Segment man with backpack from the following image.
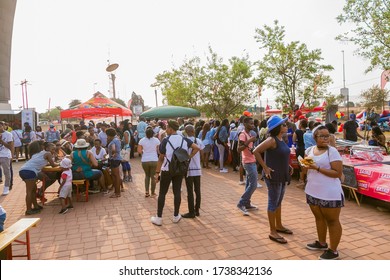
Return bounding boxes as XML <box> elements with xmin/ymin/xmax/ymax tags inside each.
<box><xmin>151</xmin><ymin>120</ymin><xmax>200</xmax><ymax>226</ymax></box>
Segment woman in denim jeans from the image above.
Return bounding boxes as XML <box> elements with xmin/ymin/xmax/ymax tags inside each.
<box><xmin>253</xmin><ymin>115</ymin><xmax>293</xmax><ymax>244</ymax></box>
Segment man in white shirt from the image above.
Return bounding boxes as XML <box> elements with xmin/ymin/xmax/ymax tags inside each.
<box><xmin>0</xmin><ymin>122</ymin><xmax>13</xmax><ymax>196</ymax></box>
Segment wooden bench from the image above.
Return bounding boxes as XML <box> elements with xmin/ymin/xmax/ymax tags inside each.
<box><xmin>0</xmin><ymin>218</ymin><xmax>40</xmax><ymax>260</ymax></box>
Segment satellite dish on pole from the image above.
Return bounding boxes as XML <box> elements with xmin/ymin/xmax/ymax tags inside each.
<box><xmin>106</xmin><ymin>63</ymin><xmax>119</xmax><ymax>72</ymax></box>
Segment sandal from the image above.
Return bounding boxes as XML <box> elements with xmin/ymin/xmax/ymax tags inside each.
<box><xmin>145</xmin><ymin>193</ymin><xmax>150</xmax><ymax>197</ymax></box>
<box><xmin>269</xmin><ymin>235</ymin><xmax>287</xmax><ymax>244</ymax></box>
<box><xmin>109</xmin><ymin>193</ymin><xmax>121</xmax><ymax>198</ymax></box>
<box><xmin>276</xmin><ymin>228</ymin><xmax>293</xmax><ymax>234</ymax></box>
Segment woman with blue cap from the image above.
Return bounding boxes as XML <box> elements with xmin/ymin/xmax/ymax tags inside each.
<box><xmin>253</xmin><ymin>115</ymin><xmax>293</xmax><ymax>244</ymax></box>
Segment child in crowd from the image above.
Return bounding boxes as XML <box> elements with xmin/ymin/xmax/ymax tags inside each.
<box><xmin>58</xmin><ymin>158</ymin><xmax>73</xmax><ymax>214</ymax></box>
<box><xmin>0</xmin><ymin>204</ymin><xmax>6</xmax><ymax>232</ymax></box>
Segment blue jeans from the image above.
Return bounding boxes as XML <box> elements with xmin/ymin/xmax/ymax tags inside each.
<box><xmin>238</xmin><ymin>162</ymin><xmax>257</xmax><ymax>207</ymax></box>
<box><xmin>0</xmin><ymin>212</ymin><xmax>6</xmax><ymax>232</ymax></box>
<box><xmin>265</xmin><ymin>179</ymin><xmax>286</xmax><ymax>211</ymax></box>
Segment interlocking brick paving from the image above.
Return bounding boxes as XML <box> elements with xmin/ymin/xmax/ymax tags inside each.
<box><xmin>1</xmin><ymin>157</ymin><xmax>389</xmax><ymax>260</ymax></box>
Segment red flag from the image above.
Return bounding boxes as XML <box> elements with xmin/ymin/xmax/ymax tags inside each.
<box><xmin>381</xmin><ymin>70</ymin><xmax>390</xmax><ymax>90</ymax></box>
<box><xmin>265</xmin><ymin>104</ymin><xmax>270</xmax><ymax>110</ymax></box>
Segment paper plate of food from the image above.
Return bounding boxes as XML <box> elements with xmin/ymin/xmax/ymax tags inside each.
<box><xmin>298</xmin><ymin>156</ymin><xmax>314</xmax><ymax>167</ymax></box>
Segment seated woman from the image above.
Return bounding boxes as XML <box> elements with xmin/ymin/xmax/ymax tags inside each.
<box><xmin>90</xmin><ymin>138</ymin><xmax>107</xmax><ymax>162</ymax></box>
<box><xmin>53</xmin><ymin>140</ymin><xmax>67</xmax><ymax>162</ymax></box>
<box><xmin>60</xmin><ymin>139</ymin><xmax>73</xmax><ymax>155</ymax></box>
<box><xmin>369</xmin><ymin>126</ymin><xmax>388</xmax><ymax>153</ymax></box>
<box><xmin>19</xmin><ymin>141</ymin><xmax>59</xmax><ymax>215</ymax></box>
<box><xmin>70</xmin><ymin>139</ymin><xmax>107</xmax><ymax>193</ymax></box>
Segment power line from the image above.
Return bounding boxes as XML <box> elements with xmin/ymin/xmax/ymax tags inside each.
<box><xmin>328</xmin><ymin>77</ymin><xmax>379</xmax><ymax>91</ymax></box>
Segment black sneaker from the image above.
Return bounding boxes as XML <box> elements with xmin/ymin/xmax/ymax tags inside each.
<box><xmin>67</xmin><ymin>205</ymin><xmax>74</xmax><ymax>209</ymax></box>
<box><xmin>182</xmin><ymin>213</ymin><xmax>196</xmax><ymax>218</ymax></box>
<box><xmin>59</xmin><ymin>208</ymin><xmax>69</xmax><ymax>214</ymax></box>
<box><xmin>319</xmin><ymin>249</ymin><xmax>339</xmax><ymax>260</ymax></box>
<box><xmin>245</xmin><ymin>204</ymin><xmax>258</xmax><ymax>211</ymax></box>
<box><xmin>306</xmin><ymin>241</ymin><xmax>328</xmax><ymax>251</ymax></box>
<box><xmin>25</xmin><ymin>209</ymin><xmax>40</xmax><ymax>215</ymax></box>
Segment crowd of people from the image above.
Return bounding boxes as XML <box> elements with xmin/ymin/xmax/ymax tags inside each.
<box><xmin>1</xmin><ymin>112</ymin><xmax>386</xmax><ymax>260</ymax></box>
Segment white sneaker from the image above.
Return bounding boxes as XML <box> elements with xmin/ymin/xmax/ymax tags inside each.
<box><xmin>220</xmin><ymin>168</ymin><xmax>228</xmax><ymax>173</ymax></box>
<box><xmin>239</xmin><ymin>180</ymin><xmax>245</xmax><ymax>185</ymax></box>
<box><xmin>151</xmin><ymin>216</ymin><xmax>162</xmax><ymax>226</ymax></box>
<box><xmin>172</xmin><ymin>214</ymin><xmax>182</xmax><ymax>223</ymax></box>
<box><xmin>257</xmin><ymin>183</ymin><xmax>263</xmax><ymax>188</ymax></box>
<box><xmin>2</xmin><ymin>186</ymin><xmax>9</xmax><ymax>196</ymax></box>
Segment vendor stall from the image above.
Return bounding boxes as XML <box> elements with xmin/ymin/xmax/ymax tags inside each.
<box><xmin>341</xmin><ymin>153</ymin><xmax>390</xmax><ymax>203</ymax></box>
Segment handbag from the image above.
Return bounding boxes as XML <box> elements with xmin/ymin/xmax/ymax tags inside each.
<box><xmin>120</xmin><ymin>131</ymin><xmax>131</xmax><ymax>162</ymax></box>
<box><xmin>120</xmin><ymin>145</ymin><xmax>131</xmax><ymax>162</ymax></box>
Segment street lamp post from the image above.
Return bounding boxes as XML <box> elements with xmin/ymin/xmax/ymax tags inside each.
<box><xmin>341</xmin><ymin>50</ymin><xmax>349</xmax><ymax>117</ymax></box>
<box><xmin>154</xmin><ymin>88</ymin><xmax>158</xmax><ymax>107</ymax></box>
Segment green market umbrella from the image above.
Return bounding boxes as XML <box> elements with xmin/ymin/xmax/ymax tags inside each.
<box><xmin>140</xmin><ymin>105</ymin><xmax>200</xmax><ymax>119</ymax></box>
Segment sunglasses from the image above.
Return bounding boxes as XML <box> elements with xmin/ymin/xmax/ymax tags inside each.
<box><xmin>317</xmin><ymin>135</ymin><xmax>330</xmax><ymax>139</ymax></box>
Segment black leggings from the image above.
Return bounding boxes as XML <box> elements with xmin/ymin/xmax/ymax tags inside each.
<box><xmin>157</xmin><ymin>171</ymin><xmax>183</xmax><ymax>217</ymax></box>
<box><xmin>185</xmin><ymin>176</ymin><xmax>201</xmax><ymax>214</ymax></box>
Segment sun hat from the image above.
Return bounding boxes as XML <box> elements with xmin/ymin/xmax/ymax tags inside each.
<box><xmin>73</xmin><ymin>139</ymin><xmax>90</xmax><ymax>149</ymax></box>
<box><xmin>60</xmin><ymin>158</ymin><xmax>72</xmax><ymax>168</ymax></box>
<box><xmin>59</xmin><ymin>139</ymin><xmax>68</xmax><ymax>147</ymax></box>
<box><xmin>267</xmin><ymin>115</ymin><xmax>288</xmax><ymax>132</ymax></box>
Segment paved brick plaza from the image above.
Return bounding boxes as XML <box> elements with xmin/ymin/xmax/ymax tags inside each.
<box><xmin>1</xmin><ymin>157</ymin><xmax>390</xmax><ymax>260</ymax></box>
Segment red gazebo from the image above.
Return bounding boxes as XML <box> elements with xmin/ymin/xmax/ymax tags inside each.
<box><xmin>60</xmin><ymin>92</ymin><xmax>132</xmax><ymax>119</ymax></box>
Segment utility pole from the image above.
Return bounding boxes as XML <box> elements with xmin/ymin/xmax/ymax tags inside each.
<box><xmin>340</xmin><ymin>51</ymin><xmax>349</xmax><ymax>117</ymax></box>
<box><xmin>154</xmin><ymin>88</ymin><xmax>158</xmax><ymax>107</ymax></box>
<box><xmin>20</xmin><ymin>79</ymin><xmax>30</xmax><ymax>109</ymax></box>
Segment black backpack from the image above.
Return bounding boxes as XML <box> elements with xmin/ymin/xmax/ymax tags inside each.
<box><xmin>167</xmin><ymin>136</ymin><xmax>190</xmax><ymax>177</ymax></box>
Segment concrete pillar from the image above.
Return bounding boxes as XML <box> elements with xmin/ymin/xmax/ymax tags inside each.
<box><xmin>0</xmin><ymin>0</ymin><xmax>17</xmax><ymax>108</ymax></box>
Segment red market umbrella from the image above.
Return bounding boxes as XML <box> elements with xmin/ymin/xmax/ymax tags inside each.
<box><xmin>60</xmin><ymin>92</ymin><xmax>132</xmax><ymax>119</ymax></box>
<box><xmin>265</xmin><ymin>109</ymin><xmax>282</xmax><ymax>115</ymax></box>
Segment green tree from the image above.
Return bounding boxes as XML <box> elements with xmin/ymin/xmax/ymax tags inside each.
<box><xmin>68</xmin><ymin>99</ymin><xmax>82</xmax><ymax>108</ymax></box>
<box><xmin>360</xmin><ymin>85</ymin><xmax>389</xmax><ymax>111</ymax></box>
<box><xmin>336</xmin><ymin>0</ymin><xmax>390</xmax><ymax>72</ymax></box>
<box><xmin>254</xmin><ymin>20</ymin><xmax>334</xmax><ymax>111</ymax></box>
<box><xmin>154</xmin><ymin>57</ymin><xmax>202</xmax><ymax>108</ymax></box>
<box><xmin>199</xmin><ymin>49</ymin><xmax>256</xmax><ymax>119</ymax></box>
<box><xmin>324</xmin><ymin>93</ymin><xmax>345</xmax><ymax>109</ymax></box>
<box><xmin>39</xmin><ymin>106</ymin><xmax>62</xmax><ymax>121</ymax></box>
<box><xmin>154</xmin><ymin>48</ymin><xmax>256</xmax><ymax>118</ymax></box>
